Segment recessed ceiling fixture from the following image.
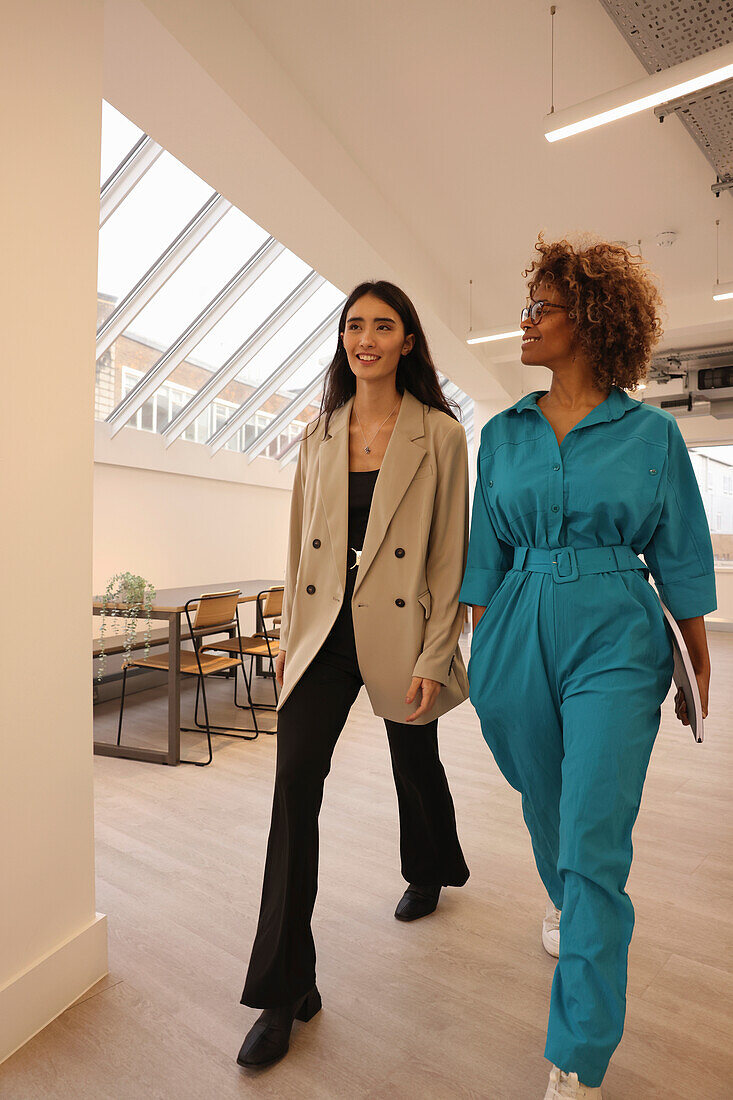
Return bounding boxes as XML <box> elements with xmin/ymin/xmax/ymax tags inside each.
<box><xmin>544</xmin><ymin>40</ymin><xmax>733</xmax><ymax>143</ymax></box>
<box><xmin>713</xmin><ymin>218</ymin><xmax>733</xmax><ymax>301</ymax></box>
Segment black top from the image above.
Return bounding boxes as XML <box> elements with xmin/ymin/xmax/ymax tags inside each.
<box><xmin>321</xmin><ymin>469</ymin><xmax>379</xmax><ymax>662</ymax></box>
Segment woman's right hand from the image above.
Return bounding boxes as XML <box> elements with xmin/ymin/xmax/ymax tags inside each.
<box><xmin>275</xmin><ymin>649</ymin><xmax>286</xmax><ymax>686</ymax></box>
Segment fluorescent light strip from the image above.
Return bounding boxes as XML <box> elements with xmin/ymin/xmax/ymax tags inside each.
<box><xmin>713</xmin><ymin>281</ymin><xmax>733</xmax><ymax>302</ymax></box>
<box><xmin>467</xmin><ymin>328</ymin><xmax>523</xmax><ymax>345</ymax></box>
<box><xmin>545</xmin><ymin>41</ymin><xmax>733</xmax><ymax>142</ymax></box>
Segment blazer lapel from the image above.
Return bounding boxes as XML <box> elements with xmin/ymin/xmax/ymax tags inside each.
<box><xmin>318</xmin><ymin>398</ymin><xmax>352</xmax><ymax>594</ymax></box>
<box><xmin>353</xmin><ymin>391</ymin><xmax>426</xmax><ymax>595</ymax></box>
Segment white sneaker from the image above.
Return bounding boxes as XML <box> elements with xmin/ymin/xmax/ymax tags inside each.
<box><xmin>543</xmin><ymin>1065</ymin><xmax>602</xmax><ymax>1098</ymax></box>
<box><xmin>542</xmin><ymin>896</ymin><xmax>561</xmax><ymax>957</ymax></box>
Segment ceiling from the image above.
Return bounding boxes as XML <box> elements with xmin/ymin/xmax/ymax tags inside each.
<box><xmin>598</xmin><ymin>0</ymin><xmax>733</xmax><ymax>187</ymax></box>
<box><xmin>232</xmin><ymin>0</ymin><xmax>733</xmax><ymax>373</ymax></box>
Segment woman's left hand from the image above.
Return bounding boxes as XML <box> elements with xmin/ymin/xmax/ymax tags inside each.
<box><xmin>674</xmin><ymin>668</ymin><xmax>710</xmax><ymax>726</ymax></box>
<box><xmin>405</xmin><ymin>677</ymin><xmax>442</xmax><ymax>723</ymax></box>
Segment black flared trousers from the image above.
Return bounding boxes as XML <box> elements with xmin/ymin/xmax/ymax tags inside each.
<box><xmin>241</xmin><ymin>640</ymin><xmax>469</xmax><ymax>1009</ymax></box>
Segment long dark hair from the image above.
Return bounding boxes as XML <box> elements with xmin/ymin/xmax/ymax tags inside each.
<box><xmin>313</xmin><ymin>280</ymin><xmax>459</xmax><ymax>437</ymax></box>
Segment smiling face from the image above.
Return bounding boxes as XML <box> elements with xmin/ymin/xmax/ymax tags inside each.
<box><xmin>341</xmin><ymin>293</ymin><xmax>415</xmax><ymax>383</ymax></box>
<box><xmin>520</xmin><ymin>280</ymin><xmax>576</xmax><ymax>369</ymax></box>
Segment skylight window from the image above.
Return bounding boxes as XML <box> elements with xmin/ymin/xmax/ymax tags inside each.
<box><xmin>96</xmin><ymin>102</ymin><xmax>472</xmax><ymax>465</ymax></box>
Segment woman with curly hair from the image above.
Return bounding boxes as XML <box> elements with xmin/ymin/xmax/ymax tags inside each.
<box><xmin>460</xmin><ymin>237</ymin><xmax>715</xmax><ymax>1099</ymax></box>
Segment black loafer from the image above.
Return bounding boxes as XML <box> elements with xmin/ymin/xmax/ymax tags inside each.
<box><xmin>394</xmin><ymin>884</ymin><xmax>441</xmax><ymax>922</ymax></box>
<box><xmin>237</xmin><ymin>985</ymin><xmax>321</xmax><ymax>1068</ymax></box>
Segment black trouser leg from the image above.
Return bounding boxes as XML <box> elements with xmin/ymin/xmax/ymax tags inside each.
<box><xmin>241</xmin><ymin>652</ymin><xmax>362</xmax><ymax>1008</ymax></box>
<box><xmin>385</xmin><ymin>718</ymin><xmax>470</xmax><ymax>888</ymax></box>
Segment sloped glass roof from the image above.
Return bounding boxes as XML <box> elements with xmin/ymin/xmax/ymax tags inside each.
<box><xmin>119</xmin><ymin>209</ymin><xmax>269</xmax><ymax>352</ymax></box>
<box><xmin>96</xmin><ymin>102</ymin><xmax>473</xmax><ymax>465</ymax></box>
<box><xmin>98</xmin><ymin>155</ymin><xmax>213</xmax><ymax>306</ymax></box>
<box><xmin>100</xmin><ymin>102</ymin><xmax>143</xmax><ymax>186</ymax></box>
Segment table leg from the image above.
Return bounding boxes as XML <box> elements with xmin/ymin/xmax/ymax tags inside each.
<box><xmin>167</xmin><ymin>612</ymin><xmax>181</xmax><ymax>765</ymax></box>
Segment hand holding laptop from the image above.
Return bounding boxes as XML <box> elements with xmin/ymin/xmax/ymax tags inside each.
<box><xmin>659</xmin><ymin>601</ymin><xmax>706</xmax><ymax>743</ymax></box>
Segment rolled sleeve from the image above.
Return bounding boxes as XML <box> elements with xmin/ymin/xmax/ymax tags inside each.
<box><xmin>643</xmin><ymin>419</ymin><xmax>717</xmax><ymax>621</ymax></box>
<box><xmin>459</xmin><ymin>443</ymin><xmax>513</xmax><ymax>607</ymax></box>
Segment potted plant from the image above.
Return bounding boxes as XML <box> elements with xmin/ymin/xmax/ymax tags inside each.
<box><xmin>96</xmin><ymin>572</ymin><xmax>156</xmax><ymax>682</ymax></box>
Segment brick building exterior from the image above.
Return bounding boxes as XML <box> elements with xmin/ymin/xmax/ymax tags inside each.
<box><xmin>95</xmin><ymin>293</ymin><xmax>322</xmax><ymax>458</ymax></box>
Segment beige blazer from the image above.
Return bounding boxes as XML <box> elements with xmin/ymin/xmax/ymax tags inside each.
<box><xmin>277</xmin><ymin>389</ymin><xmax>469</xmax><ymax>724</ymax></box>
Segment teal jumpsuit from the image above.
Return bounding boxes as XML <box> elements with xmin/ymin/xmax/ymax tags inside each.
<box><xmin>459</xmin><ymin>387</ymin><xmax>716</xmax><ymax>1087</ymax></box>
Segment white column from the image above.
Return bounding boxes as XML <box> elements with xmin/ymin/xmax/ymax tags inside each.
<box><xmin>0</xmin><ymin>0</ymin><xmax>107</xmax><ymax>1063</ymax></box>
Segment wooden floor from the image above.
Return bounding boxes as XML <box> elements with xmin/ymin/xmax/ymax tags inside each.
<box><xmin>1</xmin><ymin>637</ymin><xmax>732</xmax><ymax>1099</ymax></box>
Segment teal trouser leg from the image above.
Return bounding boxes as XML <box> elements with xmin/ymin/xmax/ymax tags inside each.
<box><xmin>470</xmin><ymin>571</ymin><xmax>673</xmax><ymax>1086</ymax></box>
<box><xmin>468</xmin><ymin>574</ymin><xmax>565</xmax><ymax>906</ymax></box>
<box><xmin>543</xmin><ymin>679</ymin><xmax>661</xmax><ymax>1086</ymax></box>
<box><xmin>540</xmin><ymin>573</ymin><xmax>673</xmax><ymax>1086</ymax></box>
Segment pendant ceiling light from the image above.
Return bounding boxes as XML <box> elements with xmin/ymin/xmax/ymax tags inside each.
<box><xmin>544</xmin><ymin>41</ymin><xmax>733</xmax><ymax>143</ymax></box>
<box><xmin>464</xmin><ymin>280</ymin><xmax>523</xmax><ymax>347</ymax></box>
<box><xmin>713</xmin><ymin>218</ymin><xmax>733</xmax><ymax>301</ymax></box>
<box><xmin>467</xmin><ymin>328</ymin><xmax>523</xmax><ymax>346</ymax></box>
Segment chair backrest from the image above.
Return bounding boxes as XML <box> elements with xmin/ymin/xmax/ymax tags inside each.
<box><xmin>261</xmin><ymin>586</ymin><xmax>284</xmax><ymax>619</ymax></box>
<box><xmin>191</xmin><ymin>590</ymin><xmax>241</xmax><ymax>633</ymax></box>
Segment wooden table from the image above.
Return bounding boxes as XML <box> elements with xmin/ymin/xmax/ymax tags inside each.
<box><xmin>93</xmin><ymin>579</ymin><xmax>282</xmax><ymax>765</ymax></box>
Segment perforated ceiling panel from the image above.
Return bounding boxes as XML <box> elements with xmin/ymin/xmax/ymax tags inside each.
<box><xmin>598</xmin><ymin>1</ymin><xmax>733</xmax><ymax>183</ymax></box>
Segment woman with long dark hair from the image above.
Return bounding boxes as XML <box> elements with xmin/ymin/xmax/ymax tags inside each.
<box><xmin>237</xmin><ymin>280</ymin><xmax>471</xmax><ymax>1068</ymax></box>
<box><xmin>461</xmin><ymin>238</ymin><xmax>715</xmax><ymax>1099</ymax></box>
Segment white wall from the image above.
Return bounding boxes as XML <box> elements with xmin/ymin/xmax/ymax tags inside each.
<box><xmin>712</xmin><ymin>570</ymin><xmax>733</xmax><ymax>625</ymax></box>
<box><xmin>93</xmin><ymin>462</ymin><xmax>291</xmax><ymax>596</ymax></box>
<box><xmin>0</xmin><ymin>0</ymin><xmax>108</xmax><ymax>1063</ymax></box>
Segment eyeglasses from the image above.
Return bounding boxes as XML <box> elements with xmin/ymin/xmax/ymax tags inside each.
<box><xmin>521</xmin><ymin>300</ymin><xmax>568</xmax><ymax>325</ymax></box>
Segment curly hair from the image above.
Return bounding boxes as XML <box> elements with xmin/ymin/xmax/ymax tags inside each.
<box><xmin>523</xmin><ymin>235</ymin><xmax>664</xmax><ymax>391</ymax></box>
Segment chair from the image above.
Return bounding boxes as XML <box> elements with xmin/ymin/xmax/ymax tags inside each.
<box><xmin>117</xmin><ymin>590</ymin><xmax>260</xmax><ymax>766</ymax></box>
<box><xmin>202</xmin><ymin>586</ymin><xmax>283</xmax><ymax>714</ymax></box>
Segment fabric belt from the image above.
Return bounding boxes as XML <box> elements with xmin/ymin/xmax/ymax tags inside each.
<box><xmin>512</xmin><ymin>545</ymin><xmax>647</xmax><ymax>585</ymax></box>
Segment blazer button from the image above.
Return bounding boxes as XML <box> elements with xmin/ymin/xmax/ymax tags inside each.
<box><xmin>395</xmin><ymin>547</ymin><xmax>405</xmax><ymax>558</ymax></box>
<box><xmin>395</xmin><ymin>598</ymin><xmax>405</xmax><ymax>607</ymax></box>
<box><xmin>306</xmin><ymin>584</ymin><xmax>316</xmax><ymax>594</ymax></box>
<box><xmin>312</xmin><ymin>538</ymin><xmax>321</xmax><ymax>548</ymax></box>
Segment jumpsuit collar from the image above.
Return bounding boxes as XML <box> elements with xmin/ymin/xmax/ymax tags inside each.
<box><xmin>509</xmin><ymin>386</ymin><xmax>641</xmax><ymax>431</ymax></box>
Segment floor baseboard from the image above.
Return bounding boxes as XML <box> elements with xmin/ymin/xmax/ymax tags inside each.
<box><xmin>0</xmin><ymin>913</ymin><xmax>108</xmax><ymax>1064</ymax></box>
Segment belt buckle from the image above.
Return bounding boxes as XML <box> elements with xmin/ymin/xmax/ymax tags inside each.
<box><xmin>551</xmin><ymin>546</ymin><xmax>579</xmax><ymax>584</ymax></box>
